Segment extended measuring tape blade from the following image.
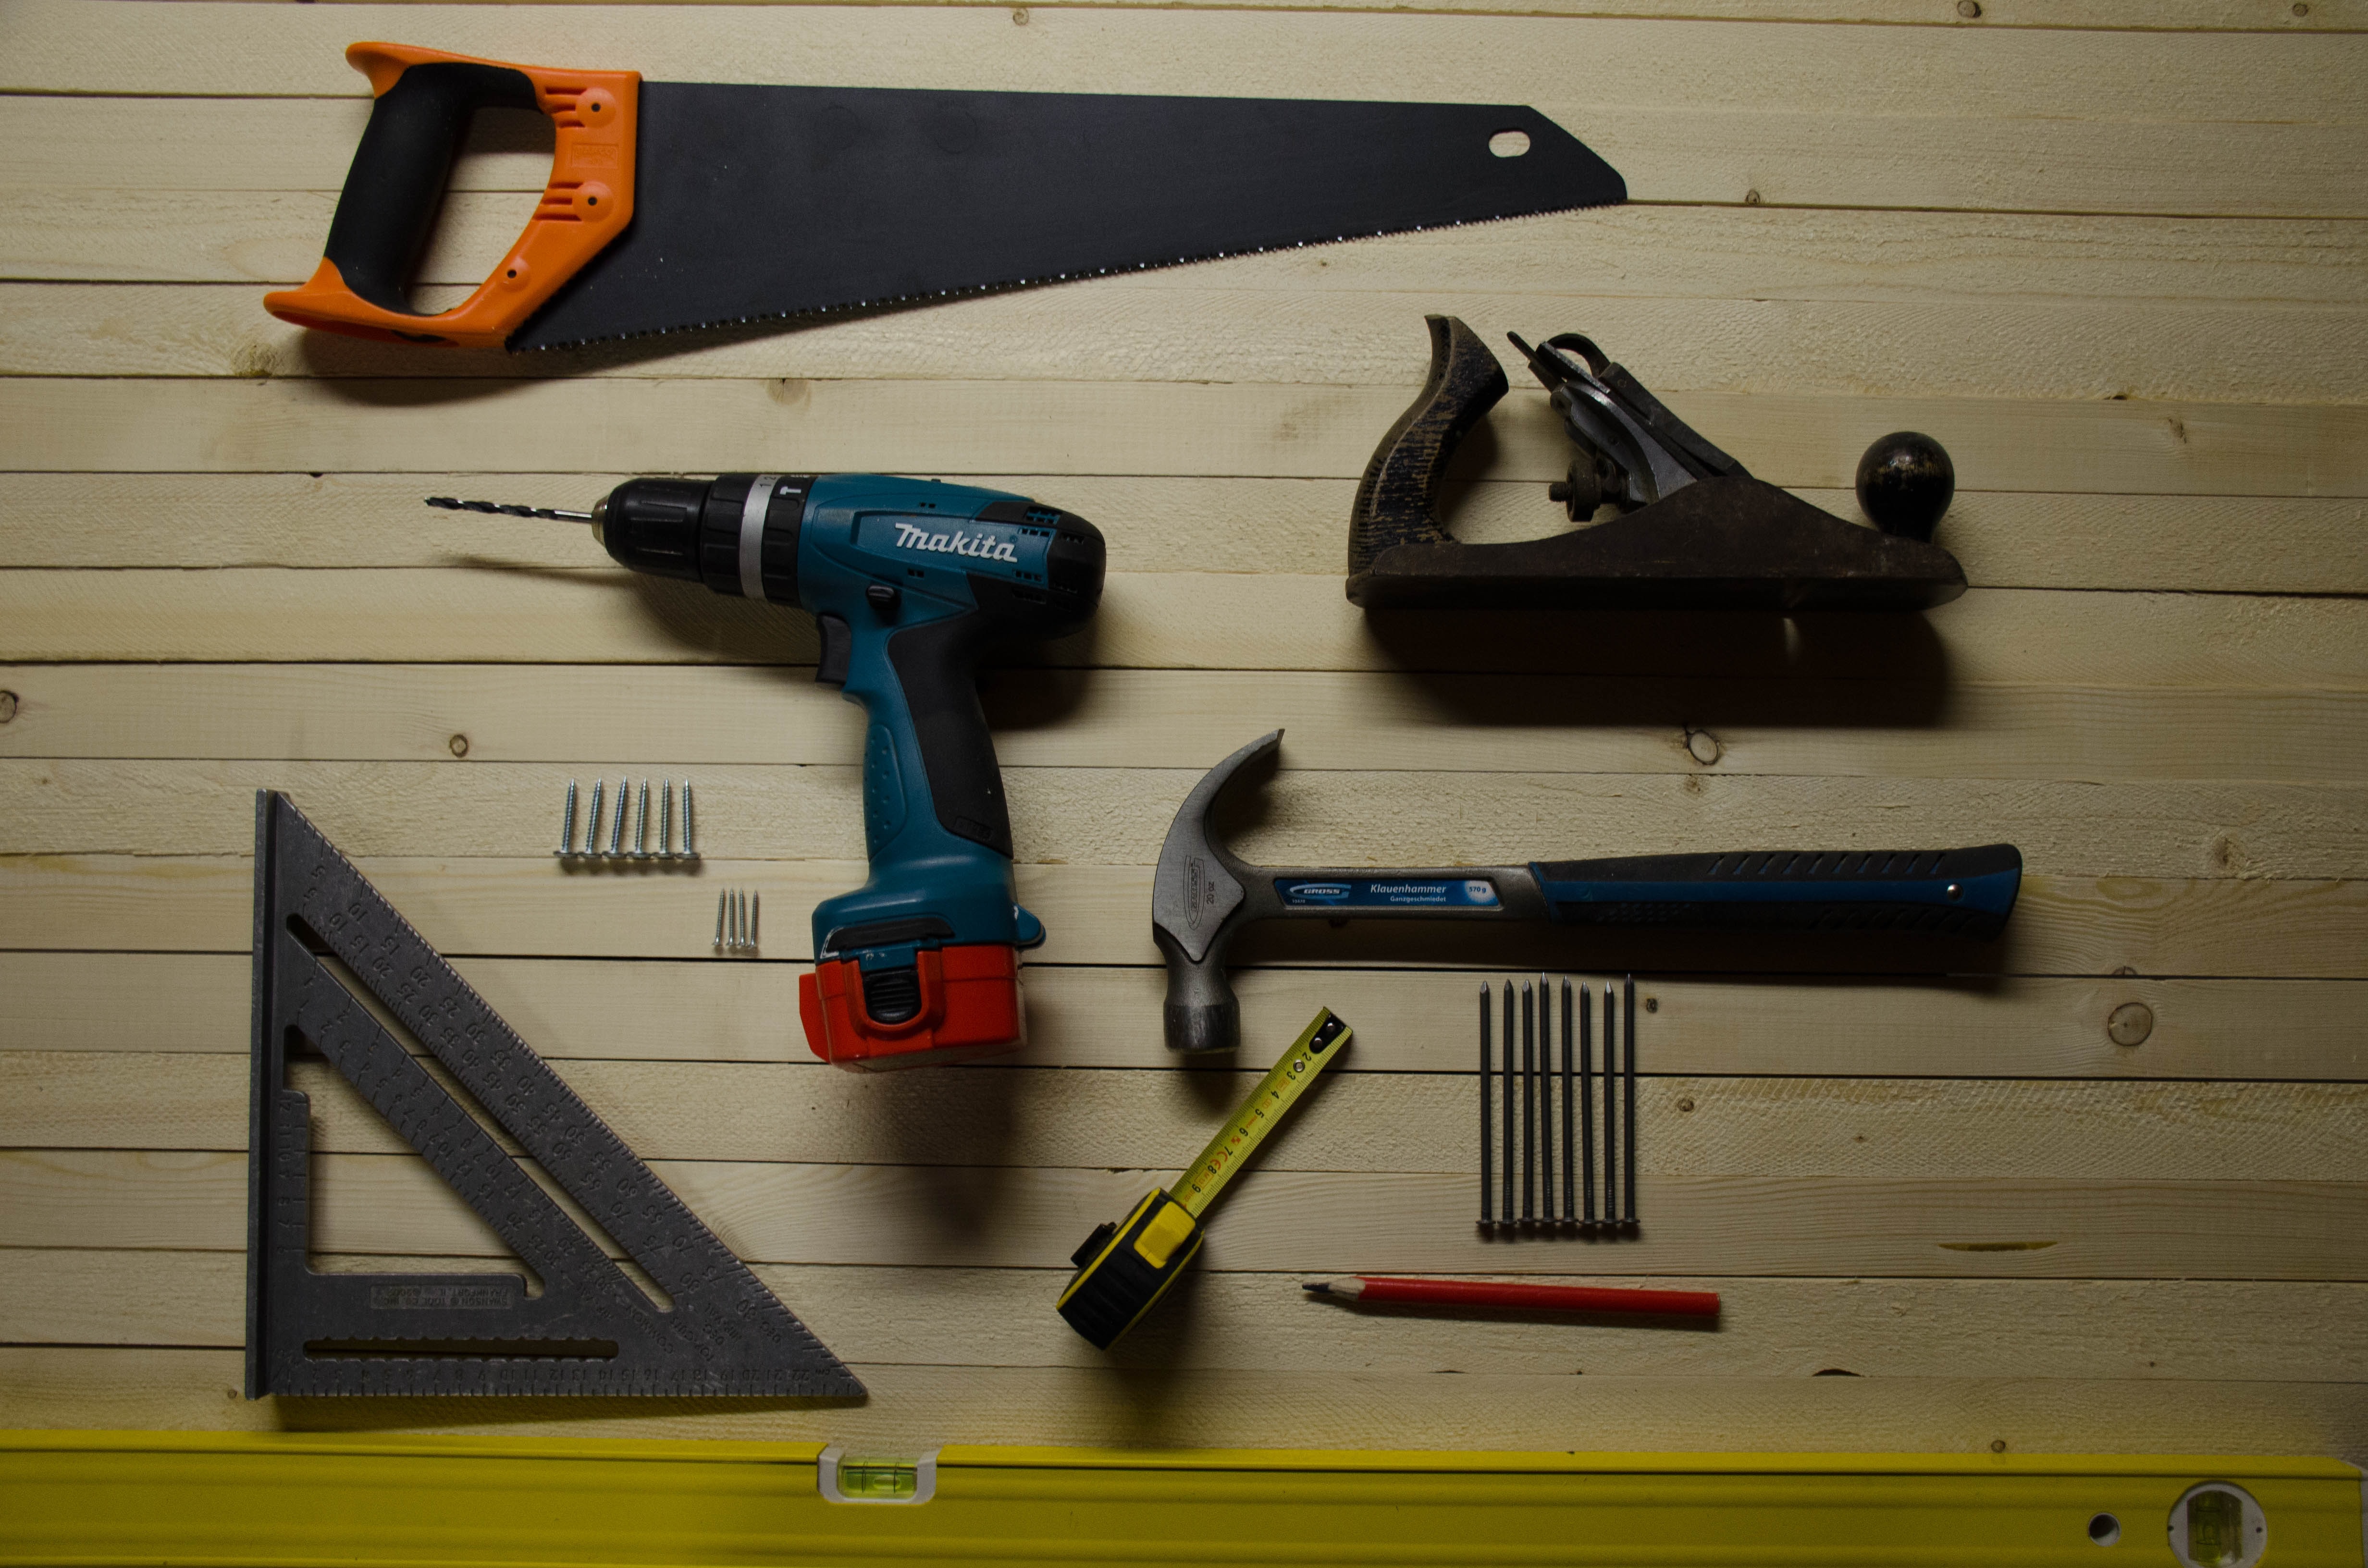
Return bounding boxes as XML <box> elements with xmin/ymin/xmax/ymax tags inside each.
<box><xmin>1058</xmin><ymin>1008</ymin><xmax>1351</xmax><ymax>1350</ymax></box>
<box><xmin>1172</xmin><ymin>1008</ymin><xmax>1351</xmax><ymax>1217</ymax></box>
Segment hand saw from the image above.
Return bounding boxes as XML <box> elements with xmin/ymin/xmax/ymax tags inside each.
<box><xmin>264</xmin><ymin>43</ymin><xmax>1628</xmax><ymax>351</ymax></box>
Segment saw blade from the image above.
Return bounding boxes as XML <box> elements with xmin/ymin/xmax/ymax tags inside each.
<box><xmin>510</xmin><ymin>84</ymin><xmax>1624</xmax><ymax>351</ymax></box>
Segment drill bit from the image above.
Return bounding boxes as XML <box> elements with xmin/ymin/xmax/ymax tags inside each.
<box><xmin>425</xmin><ymin>496</ymin><xmax>595</xmax><ymax>522</ymax></box>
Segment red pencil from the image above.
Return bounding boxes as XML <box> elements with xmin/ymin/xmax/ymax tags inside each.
<box><xmin>1302</xmin><ymin>1276</ymin><xmax>1720</xmax><ymax>1318</ymax></box>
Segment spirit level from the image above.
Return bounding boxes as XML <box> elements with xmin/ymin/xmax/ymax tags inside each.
<box><xmin>2</xmin><ymin>1435</ymin><xmax>2358</xmax><ymax>1568</ymax></box>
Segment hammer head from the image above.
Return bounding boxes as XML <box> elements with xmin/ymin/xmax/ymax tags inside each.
<box><xmin>1150</xmin><ymin>730</ymin><xmax>1283</xmax><ymax>1054</ymax></box>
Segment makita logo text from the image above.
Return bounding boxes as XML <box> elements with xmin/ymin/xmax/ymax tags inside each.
<box><xmin>893</xmin><ymin>522</ymin><xmax>1021</xmax><ymax>563</ymax></box>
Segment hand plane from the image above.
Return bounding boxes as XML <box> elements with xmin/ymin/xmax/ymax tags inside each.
<box><xmin>1344</xmin><ymin>316</ymin><xmax>1968</xmax><ymax>612</ymax></box>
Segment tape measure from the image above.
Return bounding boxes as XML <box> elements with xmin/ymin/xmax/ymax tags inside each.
<box><xmin>1057</xmin><ymin>1008</ymin><xmax>1352</xmax><ymax>1349</ymax></box>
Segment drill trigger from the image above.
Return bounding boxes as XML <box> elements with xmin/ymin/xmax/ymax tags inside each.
<box><xmin>815</xmin><ymin>612</ymin><xmax>853</xmax><ymax>686</ymax></box>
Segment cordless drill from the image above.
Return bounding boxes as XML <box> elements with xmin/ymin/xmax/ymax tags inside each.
<box><xmin>437</xmin><ymin>473</ymin><xmax>1104</xmax><ymax>1070</ymax></box>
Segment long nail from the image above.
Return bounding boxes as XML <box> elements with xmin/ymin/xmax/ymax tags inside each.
<box><xmin>1538</xmin><ymin>975</ymin><xmax>1554</xmax><ymax>1223</ymax></box>
<box><xmin>1561</xmin><ymin>978</ymin><xmax>1576</xmax><ymax>1225</ymax></box>
<box><xmin>1624</xmin><ymin>973</ymin><xmax>1639</xmax><ymax>1229</ymax></box>
<box><xmin>748</xmin><ymin>892</ymin><xmax>760</xmax><ymax>953</ymax></box>
<box><xmin>1500</xmin><ymin>982</ymin><xmax>1515</xmax><ymax>1225</ymax></box>
<box><xmin>1479</xmin><ymin>984</ymin><xmax>1492</xmax><ymax>1231</ymax></box>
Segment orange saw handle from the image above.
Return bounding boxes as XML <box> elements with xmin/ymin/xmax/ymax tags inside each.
<box><xmin>264</xmin><ymin>44</ymin><xmax>639</xmax><ymax>348</ymax></box>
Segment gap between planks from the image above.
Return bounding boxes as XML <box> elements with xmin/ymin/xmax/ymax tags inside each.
<box><xmin>5</xmin><ymin>1348</ymin><xmax>2364</xmax><ymax>1459</ymax></box>
<box><xmin>9</xmin><ymin>857</ymin><xmax>2368</xmax><ymax>977</ymax></box>
<box><xmin>9</xmin><ymin>953</ymin><xmax>2361</xmax><ymax>1079</ymax></box>
<box><xmin>9</xmin><ymin>1052</ymin><xmax>2362</xmax><ymax>1178</ymax></box>
<box><xmin>4</xmin><ymin>665</ymin><xmax>2368</xmax><ymax>782</ymax></box>
<box><xmin>9</xmin><ymin>1252</ymin><xmax>2366</xmax><ymax>1383</ymax></box>
<box><xmin>4</xmin><ymin>478</ymin><xmax>2365</xmax><ymax>597</ymax></box>
<box><xmin>6</xmin><ymin>758</ymin><xmax>2364</xmax><ymax>879</ymax></box>
<box><xmin>3</xmin><ymin>1149</ymin><xmax>2361</xmax><ymax>1277</ymax></box>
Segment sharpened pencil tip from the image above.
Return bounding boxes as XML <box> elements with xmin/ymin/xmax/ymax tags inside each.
<box><xmin>1301</xmin><ymin>1281</ymin><xmax>1334</xmax><ymax>1295</ymax></box>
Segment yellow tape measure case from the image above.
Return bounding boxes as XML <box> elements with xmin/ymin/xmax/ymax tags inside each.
<box><xmin>1057</xmin><ymin>1189</ymin><xmax>1205</xmax><ymax>1349</ymax></box>
<box><xmin>1058</xmin><ymin>1008</ymin><xmax>1350</xmax><ymax>1350</ymax></box>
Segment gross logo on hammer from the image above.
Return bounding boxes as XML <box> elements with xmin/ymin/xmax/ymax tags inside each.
<box><xmin>893</xmin><ymin>520</ymin><xmax>1022</xmax><ymax>563</ymax></box>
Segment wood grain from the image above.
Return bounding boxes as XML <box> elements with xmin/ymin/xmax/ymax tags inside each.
<box><xmin>12</xmin><ymin>5</ymin><xmax>2363</xmax><ymax>122</ymax></box>
<box><xmin>4</xmin><ymin>0</ymin><xmax>2363</xmax><ymax>1463</ymax></box>
<box><xmin>9</xmin><ymin>854</ymin><xmax>2368</xmax><ymax>977</ymax></box>
<box><xmin>4</xmin><ymin>476</ymin><xmax>2362</xmax><ymax>594</ymax></box>
<box><xmin>14</xmin><ymin>203</ymin><xmax>2367</xmax><ymax>304</ymax></box>
<box><xmin>8</xmin><ymin>378</ymin><xmax>2366</xmax><ymax>497</ymax></box>
<box><xmin>11</xmin><ymin>952</ymin><xmax>2361</xmax><ymax>1079</ymax></box>
<box><xmin>7</xmin><ymin>576</ymin><xmax>2367</xmax><ymax>697</ymax></box>
<box><xmin>11</xmin><ymin>1051</ymin><xmax>2364</xmax><ymax>1182</ymax></box>
<box><xmin>7</xmin><ymin>283</ymin><xmax>2365</xmax><ymax>409</ymax></box>
<box><xmin>6</xmin><ymin>663</ymin><xmax>2368</xmax><ymax>784</ymax></box>
<box><xmin>12</xmin><ymin>1251</ymin><xmax>2367</xmax><ymax>1384</ymax></box>
<box><xmin>7</xmin><ymin>757</ymin><xmax>2362</xmax><ymax>880</ymax></box>
<box><xmin>6</xmin><ymin>1348</ymin><xmax>2366</xmax><ymax>1458</ymax></box>
<box><xmin>6</xmin><ymin>1147</ymin><xmax>2362</xmax><ymax>1278</ymax></box>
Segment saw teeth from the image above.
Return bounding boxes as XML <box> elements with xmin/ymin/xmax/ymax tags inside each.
<box><xmin>515</xmin><ymin>204</ymin><xmax>1579</xmax><ymax>353</ymax></box>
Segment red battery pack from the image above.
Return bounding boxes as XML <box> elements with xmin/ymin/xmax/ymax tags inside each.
<box><xmin>799</xmin><ymin>943</ymin><xmax>1027</xmax><ymax>1071</ymax></box>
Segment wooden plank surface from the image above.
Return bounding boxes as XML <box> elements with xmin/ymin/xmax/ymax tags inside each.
<box><xmin>2</xmin><ymin>0</ymin><xmax>2362</xmax><ymax>1464</ymax></box>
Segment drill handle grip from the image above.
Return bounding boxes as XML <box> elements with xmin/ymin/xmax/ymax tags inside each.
<box><xmin>881</xmin><ymin>612</ymin><xmax>1014</xmax><ymax>859</ymax></box>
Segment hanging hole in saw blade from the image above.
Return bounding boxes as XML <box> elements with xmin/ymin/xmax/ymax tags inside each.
<box><xmin>1488</xmin><ymin>129</ymin><xmax>1532</xmax><ymax>158</ymax></box>
<box><xmin>284</xmin><ymin>910</ymin><xmax>677</xmax><ymax>1317</ymax></box>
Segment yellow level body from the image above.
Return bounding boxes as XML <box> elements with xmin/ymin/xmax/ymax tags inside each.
<box><xmin>3</xmin><ymin>1433</ymin><xmax>2361</xmax><ymax>1568</ymax></box>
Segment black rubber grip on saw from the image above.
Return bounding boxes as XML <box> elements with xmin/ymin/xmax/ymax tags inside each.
<box><xmin>323</xmin><ymin>62</ymin><xmax>540</xmax><ymax>315</ymax></box>
<box><xmin>1347</xmin><ymin>315</ymin><xmax>1507</xmax><ymax>579</ymax></box>
<box><xmin>1531</xmin><ymin>845</ymin><xmax>2023</xmax><ymax>939</ymax></box>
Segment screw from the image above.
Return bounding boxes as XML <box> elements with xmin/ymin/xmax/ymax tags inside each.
<box><xmin>554</xmin><ymin>779</ymin><xmax>578</xmax><ymax>858</ymax></box>
<box><xmin>659</xmin><ymin>780</ymin><xmax>676</xmax><ymax>859</ymax></box>
<box><xmin>607</xmin><ymin>777</ymin><xmax>627</xmax><ymax>857</ymax></box>
<box><xmin>715</xmin><ymin>890</ymin><xmax>728</xmax><ymax>952</ymax></box>
<box><xmin>585</xmin><ymin>780</ymin><xmax>606</xmax><ymax>860</ymax></box>
<box><xmin>632</xmin><ymin>779</ymin><xmax>651</xmax><ymax>858</ymax></box>
<box><xmin>748</xmin><ymin>891</ymin><xmax>760</xmax><ymax>953</ymax></box>
<box><xmin>682</xmin><ymin>783</ymin><xmax>699</xmax><ymax>861</ymax></box>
